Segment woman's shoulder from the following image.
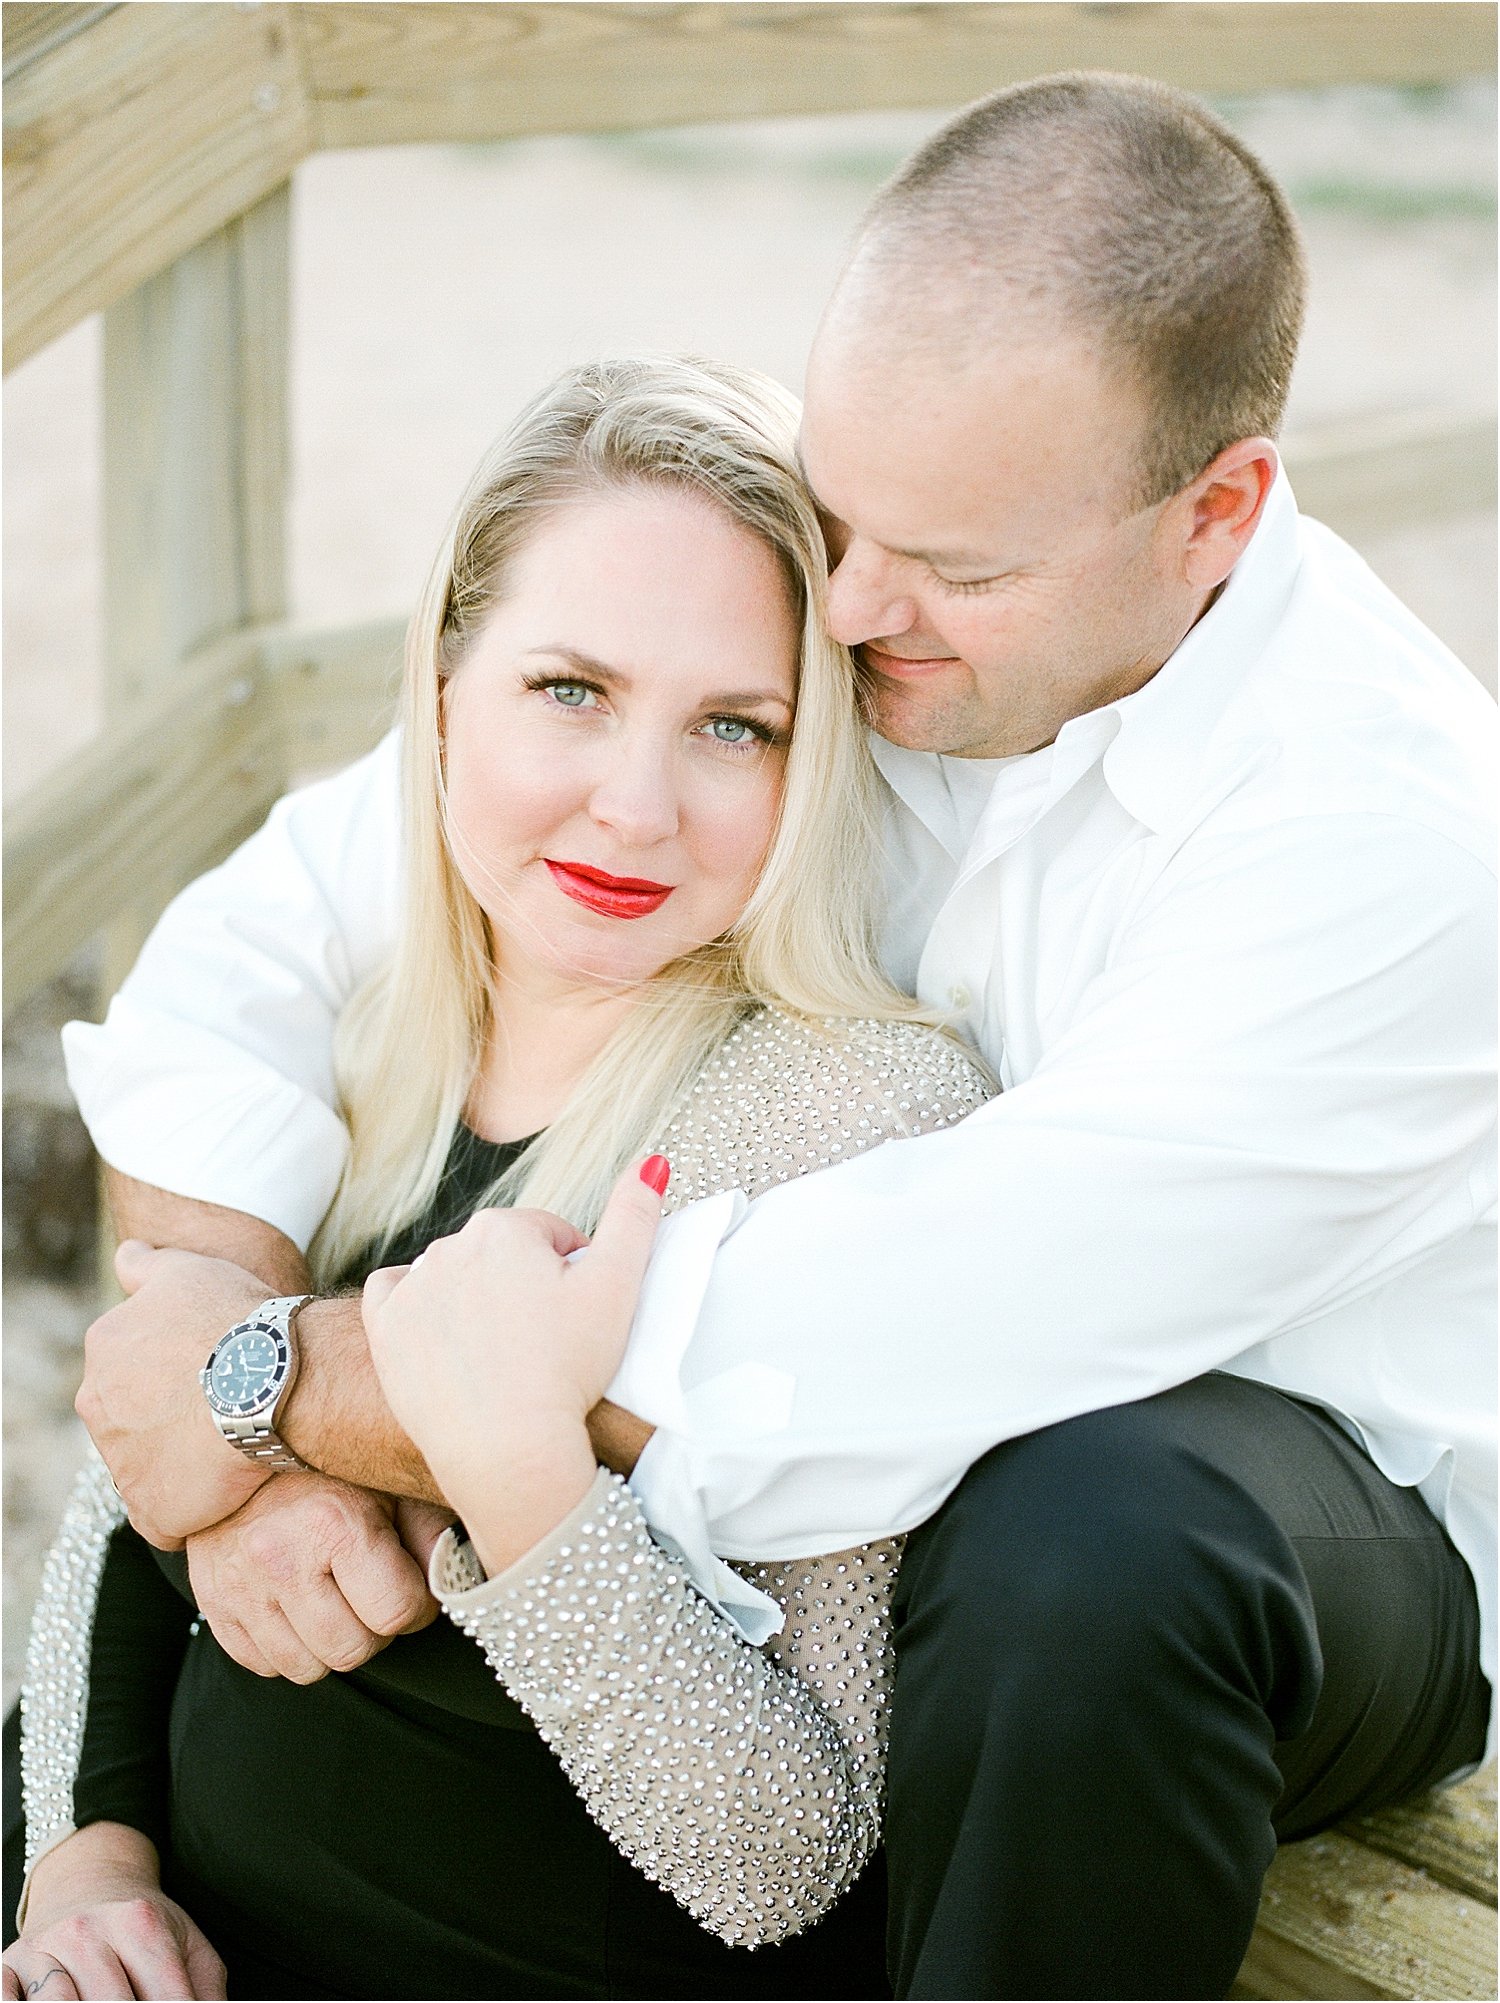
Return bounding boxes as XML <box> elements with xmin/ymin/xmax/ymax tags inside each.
<box><xmin>656</xmin><ymin>1006</ymin><xmax>994</xmax><ymax>1209</ymax></box>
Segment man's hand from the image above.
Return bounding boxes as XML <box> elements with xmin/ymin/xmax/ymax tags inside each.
<box><xmin>77</xmin><ymin>1244</ymin><xmax>272</xmax><ymax>1549</ymax></box>
<box><xmin>185</xmin><ymin>1472</ymin><xmax>443</xmax><ymax>1683</ymax></box>
<box><xmin>87</xmin><ymin>1176</ymin><xmax>658</xmax><ymax>1554</ymax></box>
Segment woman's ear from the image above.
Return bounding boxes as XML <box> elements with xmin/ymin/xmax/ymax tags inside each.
<box><xmin>1176</xmin><ymin>438</ymin><xmax>1279</xmax><ymax>592</ymax></box>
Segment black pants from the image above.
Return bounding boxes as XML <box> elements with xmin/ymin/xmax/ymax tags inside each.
<box><xmin>883</xmin><ymin>1372</ymin><xmax>1490</xmax><ymax>1999</ymax></box>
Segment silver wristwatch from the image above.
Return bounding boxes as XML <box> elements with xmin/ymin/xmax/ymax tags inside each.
<box><xmin>200</xmin><ymin>1294</ymin><xmax>312</xmax><ymax>1469</ymax></box>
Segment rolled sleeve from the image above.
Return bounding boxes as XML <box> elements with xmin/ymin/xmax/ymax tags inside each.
<box><xmin>64</xmin><ymin>732</ymin><xmax>403</xmax><ymax>1250</ymax></box>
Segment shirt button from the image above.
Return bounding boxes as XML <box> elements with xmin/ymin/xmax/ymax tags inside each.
<box><xmin>948</xmin><ymin>985</ymin><xmax>972</xmax><ymax>1012</ymax></box>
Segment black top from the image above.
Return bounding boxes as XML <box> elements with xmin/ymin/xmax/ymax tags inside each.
<box><xmin>62</xmin><ymin>1121</ymin><xmax>889</xmax><ymax>1998</ymax></box>
<box><xmin>368</xmin><ymin>1123</ymin><xmax>535</xmax><ymax>1272</ymax></box>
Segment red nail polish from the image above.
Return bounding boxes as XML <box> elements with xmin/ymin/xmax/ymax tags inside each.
<box><xmin>640</xmin><ymin>1154</ymin><xmax>671</xmax><ymax>1196</ymax></box>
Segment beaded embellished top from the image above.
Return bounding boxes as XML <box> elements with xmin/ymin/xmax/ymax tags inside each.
<box><xmin>22</xmin><ymin>1006</ymin><xmax>991</xmax><ymax>1945</ymax></box>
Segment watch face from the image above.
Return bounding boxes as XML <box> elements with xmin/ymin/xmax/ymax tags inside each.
<box><xmin>207</xmin><ymin>1325</ymin><xmax>285</xmax><ymax>1415</ymax></box>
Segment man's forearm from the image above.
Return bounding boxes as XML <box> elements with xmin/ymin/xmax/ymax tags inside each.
<box><xmin>280</xmin><ymin>1295</ymin><xmax>444</xmax><ymax>1500</ymax></box>
<box><xmin>104</xmin><ymin>1172</ymin><xmax>653</xmax><ymax>1498</ymax></box>
<box><xmin>284</xmin><ymin>1297</ymin><xmax>654</xmax><ymax>1494</ymax></box>
<box><xmin>107</xmin><ymin>1169</ymin><xmax>312</xmax><ymax>1293</ymax></box>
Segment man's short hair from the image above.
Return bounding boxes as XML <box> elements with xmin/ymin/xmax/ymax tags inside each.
<box><xmin>858</xmin><ymin>71</ymin><xmax>1308</xmax><ymax>505</ymax></box>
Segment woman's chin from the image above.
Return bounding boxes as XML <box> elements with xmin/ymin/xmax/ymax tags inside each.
<box><xmin>492</xmin><ymin>898</ymin><xmax>716</xmax><ymax>995</ymax></box>
<box><xmin>525</xmin><ymin>928</ymin><xmax>682</xmax><ymax>995</ymax></box>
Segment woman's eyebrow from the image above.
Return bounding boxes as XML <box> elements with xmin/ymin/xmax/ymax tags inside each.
<box><xmin>706</xmin><ymin>688</ymin><xmax>795</xmax><ymax>714</ymax></box>
<box><xmin>522</xmin><ymin>645</ymin><xmax>626</xmax><ymax>683</ymax></box>
<box><xmin>523</xmin><ymin>646</ymin><xmax>792</xmax><ymax>714</ymax></box>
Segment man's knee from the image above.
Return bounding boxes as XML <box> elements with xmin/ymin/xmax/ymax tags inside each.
<box><xmin>895</xmin><ymin>1382</ymin><xmax>1319</xmax><ymax>1735</ymax></box>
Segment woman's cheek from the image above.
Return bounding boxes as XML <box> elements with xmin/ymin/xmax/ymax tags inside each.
<box><xmin>693</xmin><ymin>760</ymin><xmax>784</xmax><ymax>913</ymax></box>
<box><xmin>448</xmin><ymin>740</ymin><xmax>580</xmax><ymax>869</ymax></box>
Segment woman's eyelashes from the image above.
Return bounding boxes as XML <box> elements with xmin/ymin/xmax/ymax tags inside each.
<box><xmin>520</xmin><ymin>674</ymin><xmax>784</xmax><ymax>754</ymax></box>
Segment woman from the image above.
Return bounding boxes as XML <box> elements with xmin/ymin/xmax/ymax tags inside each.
<box><xmin>10</xmin><ymin>356</ymin><xmax>991</xmax><ymax>2000</ymax></box>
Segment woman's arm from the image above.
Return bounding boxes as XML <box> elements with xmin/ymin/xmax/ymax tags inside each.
<box><xmin>433</xmin><ymin>1472</ymin><xmax>896</xmax><ymax>1947</ymax></box>
<box><xmin>362</xmin><ymin>1180</ymin><xmax>890</xmax><ymax>1945</ymax></box>
<box><xmin>4</xmin><ymin>1822</ymin><xmax>226</xmax><ymax>2001</ymax></box>
<box><xmin>363</xmin><ymin>1018</ymin><xmax>993</xmax><ymax>1945</ymax></box>
<box><xmin>11</xmin><ymin>1459</ymin><xmax>224</xmax><ymax>1997</ymax></box>
<box><xmin>18</xmin><ymin>1458</ymin><xmax>187</xmax><ymax>1901</ymax></box>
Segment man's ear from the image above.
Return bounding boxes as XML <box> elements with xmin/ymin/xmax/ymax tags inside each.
<box><xmin>1175</xmin><ymin>438</ymin><xmax>1279</xmax><ymax>592</ymax></box>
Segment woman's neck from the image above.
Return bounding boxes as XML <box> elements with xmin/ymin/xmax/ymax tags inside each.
<box><xmin>465</xmin><ymin>960</ymin><xmax>641</xmax><ymax>1144</ymax></box>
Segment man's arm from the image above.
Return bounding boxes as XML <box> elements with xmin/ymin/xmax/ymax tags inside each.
<box><xmin>65</xmin><ymin>732</ymin><xmax>403</xmax><ymax>1251</ymax></box>
<box><xmin>619</xmin><ymin>816</ymin><xmax>1496</xmax><ymax>1574</ymax></box>
<box><xmin>108</xmin><ymin>1165</ymin><xmax>442</xmax><ymax>1502</ymax></box>
<box><xmin>91</xmin><ymin>1176</ymin><xmax>653</xmax><ymax>1544</ymax></box>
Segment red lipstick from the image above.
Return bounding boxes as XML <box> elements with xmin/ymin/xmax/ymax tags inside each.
<box><xmin>545</xmin><ymin>859</ymin><xmax>674</xmax><ymax>920</ymax></box>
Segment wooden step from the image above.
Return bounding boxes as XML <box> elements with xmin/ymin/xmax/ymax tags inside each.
<box><xmin>1235</xmin><ymin>1769</ymin><xmax>1497</xmax><ymax>2001</ymax></box>
<box><xmin>1343</xmin><ymin>1766</ymin><xmax>1496</xmax><ymax>1904</ymax></box>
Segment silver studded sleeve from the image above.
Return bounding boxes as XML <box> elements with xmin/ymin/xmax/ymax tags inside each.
<box><xmin>432</xmin><ymin>1471</ymin><xmax>903</xmax><ymax>1947</ymax></box>
<box><xmin>429</xmin><ymin>1011</ymin><xmax>993</xmax><ymax>1946</ymax></box>
<box><xmin>18</xmin><ymin>1450</ymin><xmax>129</xmax><ymax>1894</ymax></box>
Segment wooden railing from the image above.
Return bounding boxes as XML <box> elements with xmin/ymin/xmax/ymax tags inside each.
<box><xmin>4</xmin><ymin>0</ymin><xmax>1496</xmax><ymax>1010</ymax></box>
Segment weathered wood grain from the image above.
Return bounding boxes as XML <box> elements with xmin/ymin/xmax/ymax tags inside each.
<box><xmin>3</xmin><ymin>2</ymin><xmax>308</xmax><ymax>369</ymax></box>
<box><xmin>297</xmin><ymin>3</ymin><xmax>1498</xmax><ymax>151</ymax></box>
<box><xmin>2</xmin><ymin>4</ymin><xmax>118</xmax><ymax>82</ymax></box>
<box><xmin>97</xmin><ymin>184</ymin><xmax>294</xmax><ymax>1035</ymax></box>
<box><xmin>3</xmin><ymin>641</ymin><xmax>284</xmax><ymax>1002</ymax></box>
<box><xmin>1238</xmin><ymin>1830</ymin><xmax>1497</xmax><ymax>2001</ymax></box>
<box><xmin>7</xmin><ymin>3</ymin><xmax>1495</xmax><ymax>368</ymax></box>
<box><xmin>1342</xmin><ymin>1767</ymin><xmax>1498</xmax><ymax>1906</ymax></box>
<box><xmin>103</xmin><ymin>187</ymin><xmax>291</xmax><ymax>707</ymax></box>
<box><xmin>260</xmin><ymin>617</ymin><xmax>406</xmax><ymax>774</ymax></box>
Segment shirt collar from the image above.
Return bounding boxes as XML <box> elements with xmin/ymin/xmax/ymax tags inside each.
<box><xmin>1099</xmin><ymin>463</ymin><xmax>1303</xmax><ymax>832</ymax></box>
<box><xmin>871</xmin><ymin>464</ymin><xmax>1305</xmax><ymax>845</ymax></box>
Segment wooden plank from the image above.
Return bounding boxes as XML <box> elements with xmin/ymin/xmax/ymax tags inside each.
<box><xmin>103</xmin><ymin>183</ymin><xmax>292</xmax><ymax>702</ymax></box>
<box><xmin>2</xmin><ymin>4</ymin><xmax>119</xmax><ymax>82</ymax></box>
<box><xmin>2</xmin><ymin>641</ymin><xmax>285</xmax><ymax>1006</ymax></box>
<box><xmin>298</xmin><ymin>3</ymin><xmax>1499</xmax><ymax>152</ymax></box>
<box><xmin>8</xmin><ymin>3</ymin><xmax>1493</xmax><ymax>368</ymax></box>
<box><xmin>1237</xmin><ymin>1831</ymin><xmax>1497</xmax><ymax>2001</ymax></box>
<box><xmin>1285</xmin><ymin>412</ymin><xmax>1498</xmax><ymax>546</ymax></box>
<box><xmin>3</xmin><ymin>2</ymin><xmax>309</xmax><ymax>370</ymax></box>
<box><xmin>1342</xmin><ymin>1767</ymin><xmax>1497</xmax><ymax>1906</ymax></box>
<box><xmin>93</xmin><ymin>185</ymin><xmax>294</xmax><ymax>1190</ymax></box>
<box><xmin>260</xmin><ymin>617</ymin><xmax>406</xmax><ymax>773</ymax></box>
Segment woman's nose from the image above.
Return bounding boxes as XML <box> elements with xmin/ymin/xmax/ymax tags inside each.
<box><xmin>825</xmin><ymin>540</ymin><xmax>920</xmax><ymax>649</ymax></box>
<box><xmin>588</xmin><ymin>739</ymin><xmax>680</xmax><ymax>848</ymax></box>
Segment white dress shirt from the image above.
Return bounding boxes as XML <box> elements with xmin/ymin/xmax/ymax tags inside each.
<box><xmin>64</xmin><ymin>471</ymin><xmax>1498</xmax><ymax>1705</ymax></box>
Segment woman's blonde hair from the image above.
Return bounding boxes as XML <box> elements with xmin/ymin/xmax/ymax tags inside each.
<box><xmin>312</xmin><ymin>354</ymin><xmax>934</xmax><ymax>1282</ymax></box>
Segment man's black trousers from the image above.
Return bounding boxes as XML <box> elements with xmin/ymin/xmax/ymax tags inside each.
<box><xmin>883</xmin><ymin>1371</ymin><xmax>1489</xmax><ymax>1999</ymax></box>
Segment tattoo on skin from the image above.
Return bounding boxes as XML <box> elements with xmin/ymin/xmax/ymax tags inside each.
<box><xmin>28</xmin><ymin>1974</ymin><xmax>72</xmax><ymax>1997</ymax></box>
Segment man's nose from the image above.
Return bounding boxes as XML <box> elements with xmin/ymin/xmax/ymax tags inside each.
<box><xmin>588</xmin><ymin>737</ymin><xmax>681</xmax><ymax>848</ymax></box>
<box><xmin>824</xmin><ymin>540</ymin><xmax>920</xmax><ymax>649</ymax></box>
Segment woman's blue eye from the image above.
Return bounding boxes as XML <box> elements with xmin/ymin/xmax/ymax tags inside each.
<box><xmin>551</xmin><ymin>682</ymin><xmax>592</xmax><ymax>707</ymax></box>
<box><xmin>709</xmin><ymin>718</ymin><xmax>754</xmax><ymax>743</ymax></box>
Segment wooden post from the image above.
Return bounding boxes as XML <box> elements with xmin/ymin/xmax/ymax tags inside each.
<box><xmin>103</xmin><ymin>181</ymin><xmax>290</xmax><ymax>710</ymax></box>
<box><xmin>95</xmin><ymin>179</ymin><xmax>293</xmax><ymax>1278</ymax></box>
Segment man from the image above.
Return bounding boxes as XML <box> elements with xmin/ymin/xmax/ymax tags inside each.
<box><xmin>56</xmin><ymin>73</ymin><xmax>1495</xmax><ymax>1997</ymax></box>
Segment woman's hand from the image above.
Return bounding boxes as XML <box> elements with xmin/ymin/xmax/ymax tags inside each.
<box><xmin>3</xmin><ymin>1824</ymin><xmax>226</xmax><ymax>2000</ymax></box>
<box><xmin>363</xmin><ymin>1157</ymin><xmax>668</xmax><ymax>1572</ymax></box>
